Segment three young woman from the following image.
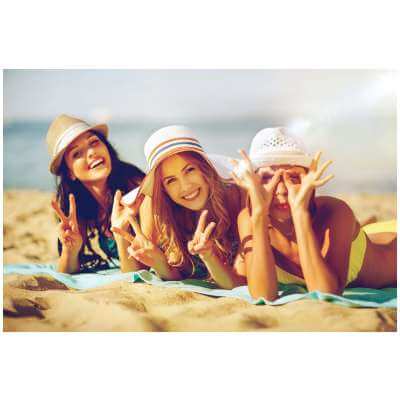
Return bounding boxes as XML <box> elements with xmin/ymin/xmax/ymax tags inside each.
<box><xmin>48</xmin><ymin>118</ymin><xmax>396</xmax><ymax>299</ymax></box>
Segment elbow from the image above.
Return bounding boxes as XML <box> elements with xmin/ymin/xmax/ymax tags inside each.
<box><xmin>249</xmin><ymin>285</ymin><xmax>278</xmax><ymax>302</ymax></box>
<box><xmin>308</xmin><ymin>281</ymin><xmax>343</xmax><ymax>296</ymax></box>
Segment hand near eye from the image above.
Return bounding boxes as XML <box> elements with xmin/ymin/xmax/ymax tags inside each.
<box><xmin>51</xmin><ymin>194</ymin><xmax>83</xmax><ymax>255</ymax></box>
<box><xmin>188</xmin><ymin>210</ymin><xmax>216</xmax><ymax>258</ymax></box>
<box><xmin>230</xmin><ymin>149</ymin><xmax>282</xmax><ymax>217</ymax></box>
<box><xmin>283</xmin><ymin>151</ymin><xmax>334</xmax><ymax>212</ymax></box>
<box><xmin>111</xmin><ymin>216</ymin><xmax>166</xmax><ymax>268</ymax></box>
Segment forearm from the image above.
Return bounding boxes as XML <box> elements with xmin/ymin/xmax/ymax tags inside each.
<box><xmin>200</xmin><ymin>251</ymin><xmax>244</xmax><ymax>290</ymax></box>
<box><xmin>114</xmin><ymin>236</ymin><xmax>142</xmax><ymax>273</ymax></box>
<box><xmin>292</xmin><ymin>209</ymin><xmax>340</xmax><ymax>294</ymax></box>
<box><xmin>58</xmin><ymin>249</ymin><xmax>80</xmax><ymax>274</ymax></box>
<box><xmin>151</xmin><ymin>257</ymin><xmax>182</xmax><ymax>281</ymax></box>
<box><xmin>247</xmin><ymin>214</ymin><xmax>278</xmax><ymax>301</ymax></box>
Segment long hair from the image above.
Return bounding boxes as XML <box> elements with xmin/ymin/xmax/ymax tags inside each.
<box><xmin>55</xmin><ymin>132</ymin><xmax>145</xmax><ymax>267</ymax></box>
<box><xmin>152</xmin><ymin>151</ymin><xmax>239</xmax><ymax>275</ymax></box>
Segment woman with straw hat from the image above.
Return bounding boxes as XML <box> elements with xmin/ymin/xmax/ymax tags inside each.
<box><xmin>232</xmin><ymin>127</ymin><xmax>396</xmax><ymax>300</ymax></box>
<box><xmin>112</xmin><ymin>125</ymin><xmax>246</xmax><ymax>288</ymax></box>
<box><xmin>46</xmin><ymin>114</ymin><xmax>145</xmax><ymax>273</ymax></box>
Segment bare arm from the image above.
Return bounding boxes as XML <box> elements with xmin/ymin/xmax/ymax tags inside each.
<box><xmin>236</xmin><ymin>207</ymin><xmax>278</xmax><ymax>300</ymax></box>
<box><xmin>51</xmin><ymin>194</ymin><xmax>82</xmax><ymax>274</ymax></box>
<box><xmin>292</xmin><ymin>199</ymin><xmax>356</xmax><ymax>294</ymax></box>
<box><xmin>284</xmin><ymin>152</ymin><xmax>348</xmax><ymax>294</ymax></box>
<box><xmin>111</xmin><ymin>190</ymin><xmax>142</xmax><ymax>272</ymax></box>
<box><xmin>231</xmin><ymin>151</ymin><xmax>280</xmax><ymax>300</ymax></box>
<box><xmin>187</xmin><ymin>210</ymin><xmax>245</xmax><ymax>289</ymax></box>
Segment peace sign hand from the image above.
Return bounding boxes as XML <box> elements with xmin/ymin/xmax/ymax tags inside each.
<box><xmin>111</xmin><ymin>216</ymin><xmax>166</xmax><ymax>268</ymax></box>
<box><xmin>51</xmin><ymin>194</ymin><xmax>83</xmax><ymax>255</ymax></box>
<box><xmin>283</xmin><ymin>151</ymin><xmax>334</xmax><ymax>212</ymax></box>
<box><xmin>230</xmin><ymin>149</ymin><xmax>282</xmax><ymax>217</ymax></box>
<box><xmin>187</xmin><ymin>210</ymin><xmax>216</xmax><ymax>258</ymax></box>
<box><xmin>111</xmin><ymin>190</ymin><xmax>135</xmax><ymax>231</ymax></box>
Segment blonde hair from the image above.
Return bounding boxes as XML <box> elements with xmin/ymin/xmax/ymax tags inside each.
<box><xmin>151</xmin><ymin>151</ymin><xmax>237</xmax><ymax>275</ymax></box>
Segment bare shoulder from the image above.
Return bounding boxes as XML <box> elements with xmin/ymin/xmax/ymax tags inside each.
<box><xmin>316</xmin><ymin>196</ymin><xmax>355</xmax><ymax>217</ymax></box>
<box><xmin>315</xmin><ymin>196</ymin><xmax>357</xmax><ymax>231</ymax></box>
<box><xmin>237</xmin><ymin>206</ymin><xmax>252</xmax><ymax>238</ymax></box>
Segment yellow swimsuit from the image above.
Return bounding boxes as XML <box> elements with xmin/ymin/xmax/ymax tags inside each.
<box><xmin>276</xmin><ymin>220</ymin><xmax>397</xmax><ymax>286</ymax></box>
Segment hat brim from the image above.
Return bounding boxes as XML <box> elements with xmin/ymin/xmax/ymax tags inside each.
<box><xmin>250</xmin><ymin>154</ymin><xmax>313</xmax><ymax>169</ymax></box>
<box><xmin>50</xmin><ymin>123</ymin><xmax>109</xmax><ymax>174</ymax></box>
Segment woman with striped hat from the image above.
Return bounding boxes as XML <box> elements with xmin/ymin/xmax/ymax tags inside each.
<box><xmin>112</xmin><ymin>125</ymin><xmax>246</xmax><ymax>288</ymax></box>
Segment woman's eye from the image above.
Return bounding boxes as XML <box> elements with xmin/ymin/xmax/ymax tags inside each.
<box><xmin>290</xmin><ymin>175</ymin><xmax>301</xmax><ymax>183</ymax></box>
<box><xmin>165</xmin><ymin>178</ymin><xmax>176</xmax><ymax>185</ymax></box>
<box><xmin>89</xmin><ymin>139</ymin><xmax>99</xmax><ymax>147</ymax></box>
<box><xmin>186</xmin><ymin>166</ymin><xmax>196</xmax><ymax>173</ymax></box>
<box><xmin>261</xmin><ymin>175</ymin><xmax>272</xmax><ymax>183</ymax></box>
<box><xmin>72</xmin><ymin>150</ymin><xmax>82</xmax><ymax>159</ymax></box>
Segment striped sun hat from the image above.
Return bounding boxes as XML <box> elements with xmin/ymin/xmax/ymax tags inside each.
<box><xmin>123</xmin><ymin>126</ymin><xmax>217</xmax><ymax>206</ymax></box>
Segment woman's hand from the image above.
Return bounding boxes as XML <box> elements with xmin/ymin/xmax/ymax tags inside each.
<box><xmin>187</xmin><ymin>210</ymin><xmax>216</xmax><ymax>258</ymax></box>
<box><xmin>111</xmin><ymin>216</ymin><xmax>166</xmax><ymax>268</ymax></box>
<box><xmin>111</xmin><ymin>190</ymin><xmax>135</xmax><ymax>231</ymax></box>
<box><xmin>283</xmin><ymin>151</ymin><xmax>334</xmax><ymax>213</ymax></box>
<box><xmin>230</xmin><ymin>149</ymin><xmax>281</xmax><ymax>217</ymax></box>
<box><xmin>51</xmin><ymin>194</ymin><xmax>83</xmax><ymax>255</ymax></box>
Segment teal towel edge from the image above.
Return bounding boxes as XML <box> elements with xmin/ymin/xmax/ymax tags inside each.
<box><xmin>3</xmin><ymin>264</ymin><xmax>397</xmax><ymax>308</ymax></box>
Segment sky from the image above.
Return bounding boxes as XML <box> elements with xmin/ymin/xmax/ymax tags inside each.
<box><xmin>3</xmin><ymin>69</ymin><xmax>397</xmax><ymax>192</ymax></box>
<box><xmin>4</xmin><ymin>69</ymin><xmax>396</xmax><ymax>122</ymax></box>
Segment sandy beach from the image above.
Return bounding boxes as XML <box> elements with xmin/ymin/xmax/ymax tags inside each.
<box><xmin>3</xmin><ymin>190</ymin><xmax>397</xmax><ymax>332</ymax></box>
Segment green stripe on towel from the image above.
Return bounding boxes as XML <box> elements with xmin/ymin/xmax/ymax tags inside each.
<box><xmin>4</xmin><ymin>264</ymin><xmax>397</xmax><ymax>308</ymax></box>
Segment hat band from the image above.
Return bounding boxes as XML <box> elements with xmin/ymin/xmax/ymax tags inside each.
<box><xmin>53</xmin><ymin>122</ymin><xmax>91</xmax><ymax>156</ymax></box>
<box><xmin>148</xmin><ymin>139</ymin><xmax>204</xmax><ymax>169</ymax></box>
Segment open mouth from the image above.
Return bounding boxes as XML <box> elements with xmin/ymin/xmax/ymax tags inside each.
<box><xmin>182</xmin><ymin>188</ymin><xmax>201</xmax><ymax>201</ymax></box>
<box><xmin>89</xmin><ymin>158</ymin><xmax>104</xmax><ymax>170</ymax></box>
<box><xmin>274</xmin><ymin>203</ymin><xmax>290</xmax><ymax>211</ymax></box>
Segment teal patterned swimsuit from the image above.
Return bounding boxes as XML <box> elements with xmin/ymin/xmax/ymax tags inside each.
<box><xmin>74</xmin><ymin>233</ymin><xmax>118</xmax><ymax>273</ymax></box>
<box><xmin>98</xmin><ymin>234</ymin><xmax>119</xmax><ymax>260</ymax></box>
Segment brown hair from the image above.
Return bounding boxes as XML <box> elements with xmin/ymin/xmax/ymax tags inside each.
<box><xmin>55</xmin><ymin>133</ymin><xmax>145</xmax><ymax>269</ymax></box>
<box><xmin>151</xmin><ymin>151</ymin><xmax>239</xmax><ymax>275</ymax></box>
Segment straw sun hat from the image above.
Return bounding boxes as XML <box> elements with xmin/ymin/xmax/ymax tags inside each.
<box><xmin>46</xmin><ymin>114</ymin><xmax>109</xmax><ymax>174</ymax></box>
<box><xmin>122</xmin><ymin>125</ymin><xmax>221</xmax><ymax>206</ymax></box>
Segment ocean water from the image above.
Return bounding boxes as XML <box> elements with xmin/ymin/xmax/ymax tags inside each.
<box><xmin>3</xmin><ymin>120</ymin><xmax>397</xmax><ymax>193</ymax></box>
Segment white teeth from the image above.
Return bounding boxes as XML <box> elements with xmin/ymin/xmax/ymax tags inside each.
<box><xmin>90</xmin><ymin>159</ymin><xmax>103</xmax><ymax>169</ymax></box>
<box><xmin>182</xmin><ymin>189</ymin><xmax>200</xmax><ymax>200</ymax></box>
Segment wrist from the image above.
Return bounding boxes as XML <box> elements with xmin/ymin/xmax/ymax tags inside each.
<box><xmin>199</xmin><ymin>247</ymin><xmax>215</xmax><ymax>262</ymax></box>
<box><xmin>291</xmin><ymin>207</ymin><xmax>311</xmax><ymax>222</ymax></box>
<box><xmin>251</xmin><ymin>211</ymin><xmax>270</xmax><ymax>226</ymax></box>
<box><xmin>62</xmin><ymin>246</ymin><xmax>80</xmax><ymax>259</ymax></box>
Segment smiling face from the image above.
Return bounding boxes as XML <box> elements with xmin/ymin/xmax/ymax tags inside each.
<box><xmin>257</xmin><ymin>164</ymin><xmax>307</xmax><ymax>220</ymax></box>
<box><xmin>64</xmin><ymin>131</ymin><xmax>112</xmax><ymax>184</ymax></box>
<box><xmin>160</xmin><ymin>153</ymin><xmax>210</xmax><ymax>211</ymax></box>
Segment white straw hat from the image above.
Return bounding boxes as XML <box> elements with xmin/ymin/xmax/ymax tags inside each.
<box><xmin>249</xmin><ymin>127</ymin><xmax>312</xmax><ymax>169</ymax></box>
<box><xmin>46</xmin><ymin>114</ymin><xmax>108</xmax><ymax>174</ymax></box>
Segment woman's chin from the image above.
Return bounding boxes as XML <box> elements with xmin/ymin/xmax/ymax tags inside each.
<box><xmin>271</xmin><ymin>207</ymin><xmax>292</xmax><ymax>221</ymax></box>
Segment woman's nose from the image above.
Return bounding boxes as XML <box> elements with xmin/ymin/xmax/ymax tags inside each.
<box><xmin>86</xmin><ymin>146</ymin><xmax>96</xmax><ymax>159</ymax></box>
<box><xmin>275</xmin><ymin>180</ymin><xmax>287</xmax><ymax>195</ymax></box>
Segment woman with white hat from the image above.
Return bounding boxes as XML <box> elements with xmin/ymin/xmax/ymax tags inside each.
<box><xmin>46</xmin><ymin>114</ymin><xmax>145</xmax><ymax>273</ymax></box>
<box><xmin>112</xmin><ymin>125</ymin><xmax>246</xmax><ymax>288</ymax></box>
<box><xmin>232</xmin><ymin>127</ymin><xmax>396</xmax><ymax>300</ymax></box>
